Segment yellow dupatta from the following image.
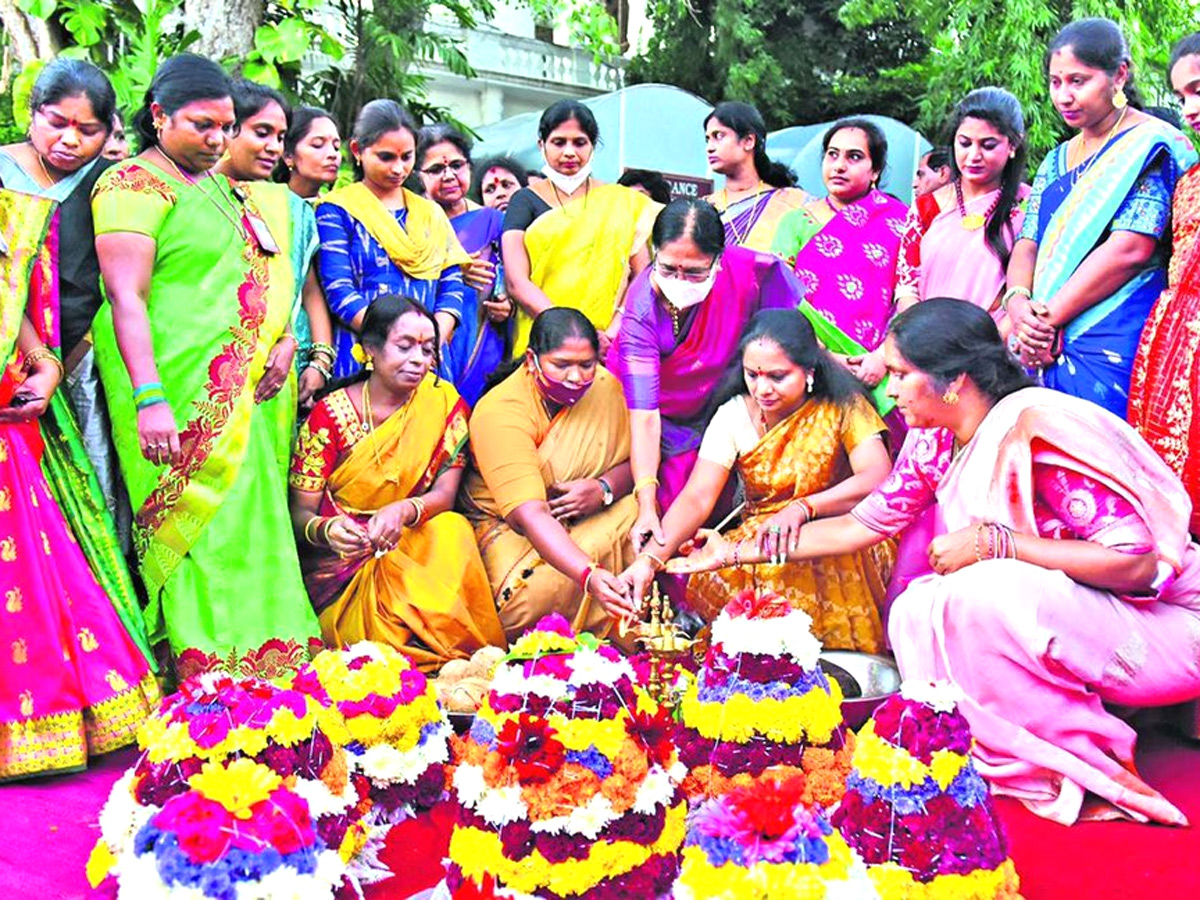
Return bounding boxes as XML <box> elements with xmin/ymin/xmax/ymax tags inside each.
<box><xmin>310</xmin><ymin>375</ymin><xmax>504</xmax><ymax>668</ymax></box>
<box><xmin>514</xmin><ymin>183</ymin><xmax>658</xmax><ymax>355</ymax></box>
<box><xmin>320</xmin><ymin>182</ymin><xmax>472</xmax><ymax>281</ymax></box>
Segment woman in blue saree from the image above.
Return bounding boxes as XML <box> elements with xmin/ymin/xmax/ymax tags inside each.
<box><xmin>416</xmin><ymin>124</ymin><xmax>512</xmax><ymax>407</ymax></box>
<box><xmin>1006</xmin><ymin>18</ymin><xmax>1198</xmax><ymax>416</ymax></box>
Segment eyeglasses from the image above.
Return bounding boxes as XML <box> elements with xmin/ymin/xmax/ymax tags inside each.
<box><xmin>420</xmin><ymin>159</ymin><xmax>469</xmax><ymax>177</ymax></box>
<box><xmin>653</xmin><ymin>258</ymin><xmax>716</xmax><ymax>283</ymax></box>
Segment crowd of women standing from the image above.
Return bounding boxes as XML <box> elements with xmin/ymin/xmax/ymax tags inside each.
<box><xmin>3</xmin><ymin>15</ymin><xmax>1200</xmax><ymax>833</ymax></box>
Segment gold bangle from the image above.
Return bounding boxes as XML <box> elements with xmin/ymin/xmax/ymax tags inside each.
<box><xmin>407</xmin><ymin>497</ymin><xmax>426</xmax><ymax>527</ymax></box>
<box><xmin>23</xmin><ymin>347</ymin><xmax>64</xmax><ymax>378</ymax></box>
<box><xmin>303</xmin><ymin>516</ymin><xmax>325</xmax><ymax>545</ymax></box>
<box><xmin>639</xmin><ymin>551</ymin><xmax>666</xmax><ymax>572</ymax></box>
<box><xmin>633</xmin><ymin>476</ymin><xmax>660</xmax><ymax>497</ymax></box>
<box><xmin>277</xmin><ymin>333</ymin><xmax>299</xmax><ymax>349</ymax></box>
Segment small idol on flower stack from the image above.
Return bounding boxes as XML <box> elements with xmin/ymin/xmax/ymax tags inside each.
<box><xmin>445</xmin><ymin>613</ymin><xmax>688</xmax><ymax>899</ymax></box>
<box><xmin>676</xmin><ymin>589</ymin><xmax>853</xmax><ymax>804</ymax></box>
<box><xmin>674</xmin><ymin>773</ymin><xmax>880</xmax><ymax>899</ymax></box>
<box><xmin>831</xmin><ymin>681</ymin><xmax>1023</xmax><ymax>899</ymax></box>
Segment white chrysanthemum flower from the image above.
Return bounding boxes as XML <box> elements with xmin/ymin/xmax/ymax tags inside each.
<box><xmin>566</xmin><ymin>649</ymin><xmax>634</xmax><ymax>687</ymax></box>
<box><xmin>98</xmin><ymin>771</ymin><xmax>150</xmax><ymax>854</ymax></box>
<box><xmin>476</xmin><ymin>785</ymin><xmax>527</xmax><ymax>826</ymax></box>
<box><xmin>900</xmin><ymin>679</ymin><xmax>964</xmax><ymax>713</ymax></box>
<box><xmin>712</xmin><ymin>607</ymin><xmax>821</xmax><ymax>668</ymax></box>
<box><xmin>452</xmin><ymin>763</ymin><xmax>486</xmax><ymax>808</ymax></box>
<box><xmin>488</xmin><ymin>665</ymin><xmax>568</xmax><ymax>700</ymax></box>
<box><xmin>632</xmin><ymin>766</ymin><xmax>673</xmax><ymax>815</ymax></box>
<box><xmin>291</xmin><ymin>773</ymin><xmax>358</xmax><ymax>818</ymax></box>
<box><xmin>563</xmin><ymin>793</ymin><xmax>617</xmax><ymax>839</ymax></box>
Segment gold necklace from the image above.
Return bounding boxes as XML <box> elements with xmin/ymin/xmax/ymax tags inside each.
<box><xmin>28</xmin><ymin>143</ymin><xmax>60</xmax><ymax>187</ymax></box>
<box><xmin>156</xmin><ymin>147</ymin><xmax>251</xmax><ymax>242</ymax></box>
<box><xmin>550</xmin><ymin>177</ymin><xmax>589</xmax><ymax>217</ymax></box>
<box><xmin>360</xmin><ymin>379</ymin><xmax>385</xmax><ymax>468</ymax></box>
<box><xmin>721</xmin><ymin>180</ymin><xmax>766</xmax><ymax>246</ymax></box>
<box><xmin>1068</xmin><ymin>105</ymin><xmax>1128</xmax><ymax>181</ymax></box>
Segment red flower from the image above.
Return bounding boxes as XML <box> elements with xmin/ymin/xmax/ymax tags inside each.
<box><xmin>727</xmin><ymin>775</ymin><xmax>808</xmax><ymax>842</ymax></box>
<box><xmin>495</xmin><ymin>714</ymin><xmax>565</xmax><ymax>784</ymax></box>
<box><xmin>725</xmin><ymin>589</ymin><xmax>791</xmax><ymax>620</ymax></box>
<box><xmin>242</xmin><ymin>790</ymin><xmax>315</xmax><ymax>855</ymax></box>
<box><xmin>625</xmin><ymin>705</ymin><xmax>676</xmax><ymax>769</ymax></box>
<box><xmin>453</xmin><ymin>873</ymin><xmax>499</xmax><ymax>899</ymax></box>
<box><xmin>153</xmin><ymin>793</ymin><xmax>234</xmax><ymax>863</ymax></box>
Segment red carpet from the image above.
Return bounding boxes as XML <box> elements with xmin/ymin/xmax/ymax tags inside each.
<box><xmin>1</xmin><ymin>727</ymin><xmax>1197</xmax><ymax>899</ymax></box>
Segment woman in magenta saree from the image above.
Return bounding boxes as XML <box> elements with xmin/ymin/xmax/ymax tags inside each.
<box><xmin>1</xmin><ymin>187</ymin><xmax>159</xmax><ymax>780</ymax></box>
<box><xmin>607</xmin><ymin>200</ymin><xmax>804</xmax><ymax>550</ymax></box>
<box><xmin>670</xmin><ymin>300</ymin><xmax>1200</xmax><ymax>825</ymax></box>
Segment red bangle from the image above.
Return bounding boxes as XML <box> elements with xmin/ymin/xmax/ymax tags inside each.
<box><xmin>579</xmin><ymin>565</ymin><xmax>594</xmax><ymax>589</ymax></box>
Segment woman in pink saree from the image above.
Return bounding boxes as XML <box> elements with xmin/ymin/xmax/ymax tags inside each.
<box><xmin>670</xmin><ymin>299</ymin><xmax>1200</xmax><ymax>825</ymax></box>
<box><xmin>606</xmin><ymin>199</ymin><xmax>804</xmax><ymax>551</ymax></box>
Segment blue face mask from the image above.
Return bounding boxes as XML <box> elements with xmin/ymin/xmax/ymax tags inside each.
<box><xmin>532</xmin><ymin>354</ymin><xmax>593</xmax><ymax>407</ymax></box>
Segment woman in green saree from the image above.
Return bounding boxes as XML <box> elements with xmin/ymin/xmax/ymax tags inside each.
<box><xmin>91</xmin><ymin>54</ymin><xmax>320</xmax><ymax>680</ymax></box>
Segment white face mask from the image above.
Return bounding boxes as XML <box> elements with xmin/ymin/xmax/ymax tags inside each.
<box><xmin>655</xmin><ymin>270</ymin><xmax>717</xmax><ymax>310</ymax></box>
<box><xmin>542</xmin><ymin>161</ymin><xmax>593</xmax><ymax>195</ymax></box>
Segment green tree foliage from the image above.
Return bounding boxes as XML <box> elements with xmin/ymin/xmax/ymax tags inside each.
<box><xmin>839</xmin><ymin>0</ymin><xmax>1200</xmax><ymax>160</ymax></box>
<box><xmin>628</xmin><ymin>0</ymin><xmax>929</xmax><ymax>129</ymax></box>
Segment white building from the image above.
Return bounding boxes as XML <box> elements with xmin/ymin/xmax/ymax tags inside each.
<box><xmin>416</xmin><ymin>2</ymin><xmax>652</xmax><ymax>128</ymax></box>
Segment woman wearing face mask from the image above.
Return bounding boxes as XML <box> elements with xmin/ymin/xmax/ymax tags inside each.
<box><xmin>0</xmin><ymin>58</ymin><xmax>148</xmax><ymax>655</ymax></box>
<box><xmin>772</xmin><ymin>119</ymin><xmax>909</xmax><ymax>394</ymax></box>
<box><xmin>606</xmin><ymin>199</ymin><xmax>805</xmax><ymax>554</ymax></box>
<box><xmin>417</xmin><ymin>124</ymin><xmax>513</xmax><ymax>407</ymax></box>
<box><xmin>621</xmin><ymin>309</ymin><xmax>893</xmax><ymax>649</ymax></box>
<box><xmin>670</xmin><ymin>299</ymin><xmax>1200</xmax><ymax>826</ymax></box>
<box><xmin>91</xmin><ymin>53</ymin><xmax>320</xmax><ymax>679</ymax></box>
<box><xmin>501</xmin><ymin>100</ymin><xmax>657</xmax><ymax>358</ymax></box>
<box><xmin>461</xmin><ymin>308</ymin><xmax>639</xmax><ymax>642</ymax></box>
<box><xmin>894</xmin><ymin>88</ymin><xmax>1031</xmax><ymax>323</ymax></box>
<box><xmin>317</xmin><ymin>99</ymin><xmax>472</xmax><ymax>378</ymax></box>
<box><xmin>290</xmin><ymin>296</ymin><xmax>505</xmax><ymax>669</ymax></box>
<box><xmin>704</xmin><ymin>101</ymin><xmax>810</xmax><ymax>251</ymax></box>
<box><xmin>1006</xmin><ymin>18</ymin><xmax>1197</xmax><ymax>417</ymax></box>
<box><xmin>1129</xmin><ymin>33</ymin><xmax>1200</xmax><ymax>538</ymax></box>
<box><xmin>472</xmin><ymin>156</ymin><xmax>527</xmax><ymax>213</ymax></box>
<box><xmin>216</xmin><ymin>83</ymin><xmax>335</xmax><ymax>412</ymax></box>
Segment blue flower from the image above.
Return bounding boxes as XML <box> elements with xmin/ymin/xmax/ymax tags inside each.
<box><xmin>133</xmin><ymin>822</ymin><xmax>160</xmax><ymax>855</ymax></box>
<box><xmin>947</xmin><ymin>767</ymin><xmax>989</xmax><ymax>808</ymax></box>
<box><xmin>565</xmin><ymin>746</ymin><xmax>613</xmax><ymax>779</ymax></box>
<box><xmin>469</xmin><ymin>717</ymin><xmax>496</xmax><ymax>746</ymax></box>
<box><xmin>198</xmin><ymin>865</ymin><xmax>236</xmax><ymax>900</ymax></box>
<box><xmin>345</xmin><ymin>740</ymin><xmax>367</xmax><ymax>756</ymax></box>
<box><xmin>286</xmin><ymin>846</ymin><xmax>319</xmax><ymax>875</ymax></box>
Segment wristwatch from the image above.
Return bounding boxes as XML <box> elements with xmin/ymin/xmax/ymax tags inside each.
<box><xmin>598</xmin><ymin>477</ymin><xmax>614</xmax><ymax>507</ymax></box>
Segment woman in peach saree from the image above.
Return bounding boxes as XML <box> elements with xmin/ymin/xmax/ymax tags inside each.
<box><xmin>290</xmin><ymin>296</ymin><xmax>505</xmax><ymax>669</ymax></box>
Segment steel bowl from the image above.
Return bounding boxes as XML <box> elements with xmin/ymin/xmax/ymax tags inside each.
<box><xmin>819</xmin><ymin>651</ymin><xmax>902</xmax><ymax>729</ymax></box>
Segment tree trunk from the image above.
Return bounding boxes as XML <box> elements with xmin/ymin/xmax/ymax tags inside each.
<box><xmin>0</xmin><ymin>0</ymin><xmax>61</xmax><ymax>67</ymax></box>
<box><xmin>183</xmin><ymin>0</ymin><xmax>265</xmax><ymax>60</ymax></box>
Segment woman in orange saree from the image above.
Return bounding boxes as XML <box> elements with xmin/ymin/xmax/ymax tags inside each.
<box><xmin>622</xmin><ymin>309</ymin><xmax>894</xmax><ymax>651</ymax></box>
<box><xmin>290</xmin><ymin>296</ymin><xmax>504</xmax><ymax>669</ymax></box>
<box><xmin>460</xmin><ymin>309</ymin><xmax>639</xmax><ymax>642</ymax></box>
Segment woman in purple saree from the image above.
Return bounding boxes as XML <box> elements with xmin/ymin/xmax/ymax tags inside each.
<box><xmin>608</xmin><ymin>199</ymin><xmax>804</xmax><ymax>551</ymax></box>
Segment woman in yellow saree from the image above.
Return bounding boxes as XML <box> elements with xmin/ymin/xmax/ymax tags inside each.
<box><xmin>290</xmin><ymin>296</ymin><xmax>505</xmax><ymax>669</ymax></box>
<box><xmin>623</xmin><ymin>309</ymin><xmax>895</xmax><ymax>651</ymax></box>
<box><xmin>461</xmin><ymin>308</ymin><xmax>640</xmax><ymax>641</ymax></box>
<box><xmin>501</xmin><ymin>101</ymin><xmax>657</xmax><ymax>358</ymax></box>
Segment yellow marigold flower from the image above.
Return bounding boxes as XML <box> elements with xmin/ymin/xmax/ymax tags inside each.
<box><xmin>270</xmin><ymin>706</ymin><xmax>317</xmax><ymax>747</ymax></box>
<box><xmin>189</xmin><ymin>759</ymin><xmax>281</xmax><ymax>818</ymax></box>
<box><xmin>144</xmin><ymin>720</ymin><xmax>194</xmax><ymax>764</ymax></box>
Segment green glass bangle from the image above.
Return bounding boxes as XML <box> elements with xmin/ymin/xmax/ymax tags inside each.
<box><xmin>135</xmin><ymin>395</ymin><xmax>168</xmax><ymax>411</ymax></box>
<box><xmin>132</xmin><ymin>381</ymin><xmax>164</xmax><ymax>401</ymax></box>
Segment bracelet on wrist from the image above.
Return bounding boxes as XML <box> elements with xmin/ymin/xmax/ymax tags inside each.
<box><xmin>136</xmin><ymin>395</ymin><xmax>170</xmax><ymax>411</ymax></box>
<box><xmin>638</xmin><ymin>551</ymin><xmax>666</xmax><ymax>573</ymax></box>
<box><xmin>305</xmin><ymin>360</ymin><xmax>333</xmax><ymax>381</ymax></box>
<box><xmin>23</xmin><ymin>348</ymin><xmax>64</xmax><ymax>379</ymax></box>
<box><xmin>303</xmin><ymin>516</ymin><xmax>325</xmax><ymax>545</ymax></box>
<box><xmin>318</xmin><ymin>516</ymin><xmax>338</xmax><ymax>545</ymax></box>
<box><xmin>633</xmin><ymin>476</ymin><xmax>659</xmax><ymax>498</ymax></box>
<box><xmin>277</xmin><ymin>333</ymin><xmax>299</xmax><ymax>349</ymax></box>
<box><xmin>407</xmin><ymin>496</ymin><xmax>426</xmax><ymax>527</ymax></box>
<box><xmin>579</xmin><ymin>561</ymin><xmax>599</xmax><ymax>592</ymax></box>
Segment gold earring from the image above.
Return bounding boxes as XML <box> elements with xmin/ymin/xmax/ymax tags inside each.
<box><xmin>1113</xmin><ymin>87</ymin><xmax>1128</xmax><ymax>110</ymax></box>
<box><xmin>942</xmin><ymin>389</ymin><xmax>959</xmax><ymax>405</ymax></box>
<box><xmin>365</xmin><ymin>357</ymin><xmax>374</xmax><ymax>372</ymax></box>
<box><xmin>806</xmin><ymin>372</ymin><xmax>814</xmax><ymax>393</ymax></box>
